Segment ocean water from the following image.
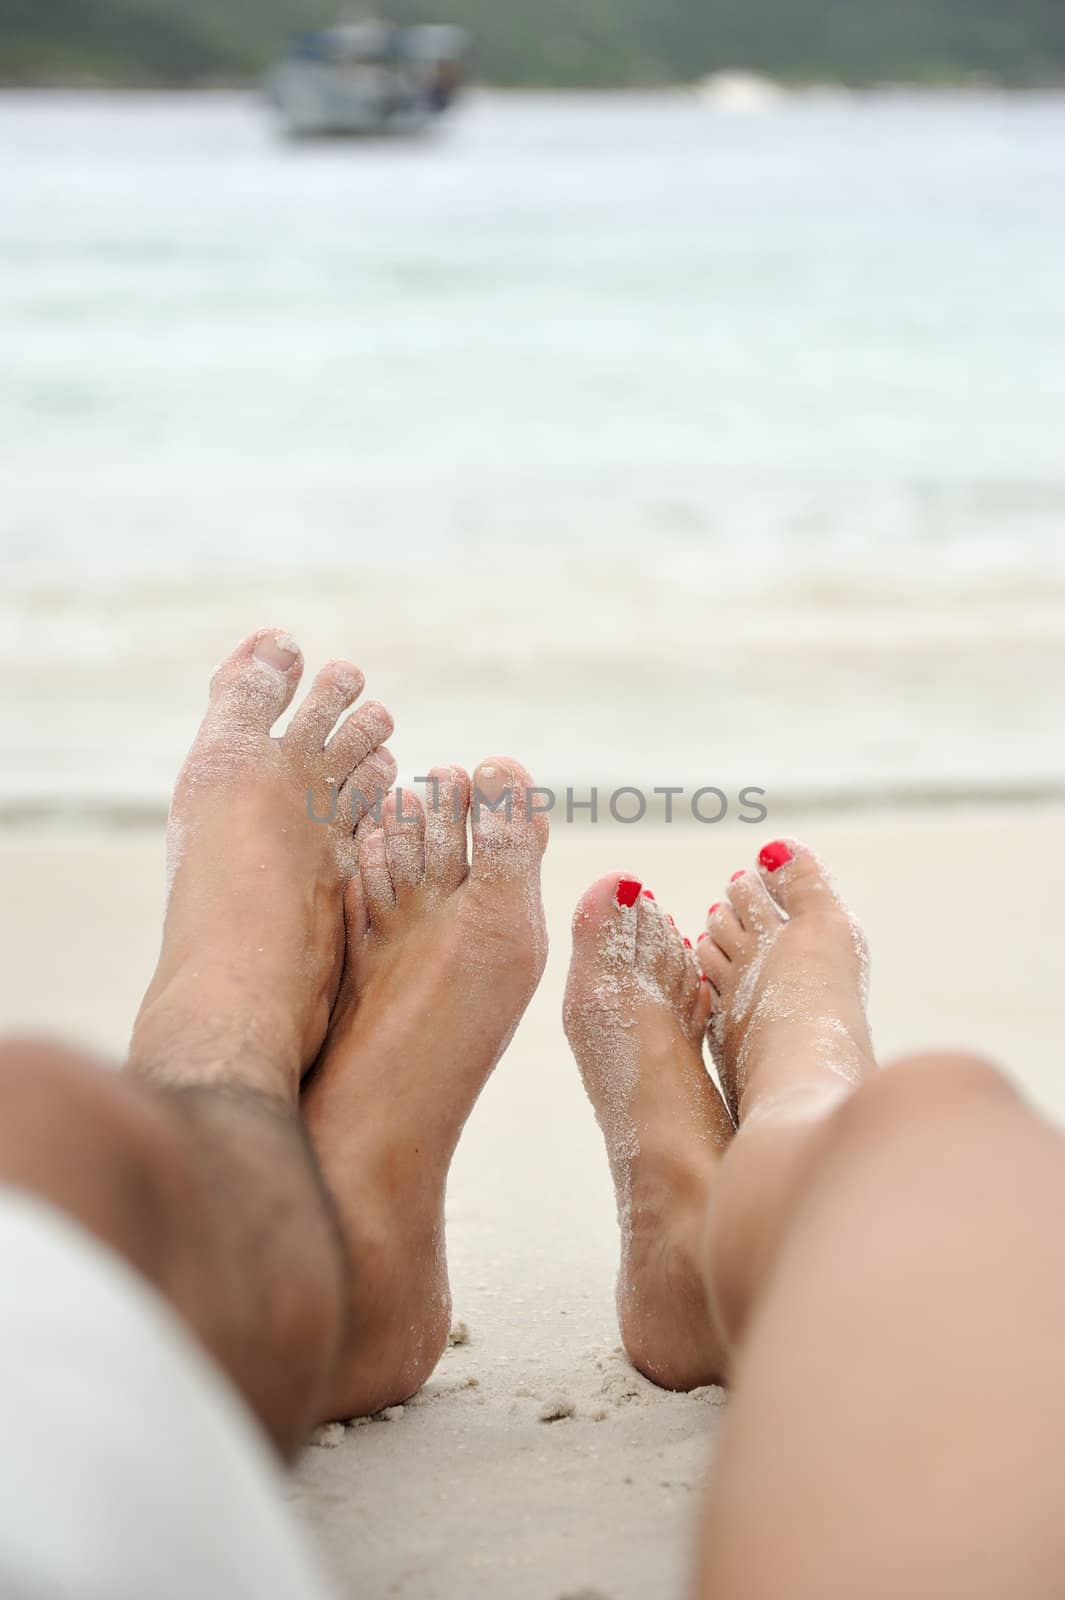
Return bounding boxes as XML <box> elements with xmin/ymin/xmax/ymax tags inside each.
<box><xmin>2</xmin><ymin>87</ymin><xmax>1063</xmax><ymax>812</ymax></box>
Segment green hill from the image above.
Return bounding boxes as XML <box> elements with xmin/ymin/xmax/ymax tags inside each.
<box><xmin>2</xmin><ymin>0</ymin><xmax>1064</xmax><ymax>87</ymax></box>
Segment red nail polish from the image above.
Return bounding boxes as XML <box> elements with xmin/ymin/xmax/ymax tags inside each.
<box><xmin>642</xmin><ymin>889</ymin><xmax>655</xmax><ymax>900</ymax></box>
<box><xmin>708</xmin><ymin>902</ymin><xmax>721</xmax><ymax>916</ymax></box>
<box><xmin>667</xmin><ymin>914</ymin><xmax>675</xmax><ymax>927</ymax></box>
<box><xmin>759</xmin><ymin>840</ymin><xmax>793</xmax><ymax>873</ymax></box>
<box><xmin>697</xmin><ymin>931</ymin><xmax>708</xmax><ymax>943</ymax></box>
<box><xmin>683</xmin><ymin>936</ymin><xmax>692</xmax><ymax>949</ymax></box>
<box><xmin>616</xmin><ymin>876</ymin><xmax>642</xmax><ymax>908</ymax></box>
<box><xmin>700</xmin><ymin>972</ymin><xmax>709</xmax><ymax>983</ymax></box>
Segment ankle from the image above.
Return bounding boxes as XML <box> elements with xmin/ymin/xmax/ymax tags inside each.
<box><xmin>130</xmin><ymin>985</ymin><xmax>303</xmax><ymax>1101</ymax></box>
<box><xmin>326</xmin><ymin>1279</ymin><xmax>451</xmax><ymax>1420</ymax></box>
<box><xmin>618</xmin><ymin>1162</ymin><xmax>725</xmax><ymax>1389</ymax></box>
<box><xmin>704</xmin><ymin>1102</ymin><xmax>845</xmax><ymax>1349</ymax></box>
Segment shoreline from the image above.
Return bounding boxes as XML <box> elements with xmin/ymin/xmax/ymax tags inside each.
<box><xmin>2</xmin><ymin>784</ymin><xmax>1063</xmax><ymax>832</ymax></box>
<box><xmin>2</xmin><ymin>80</ymin><xmax>1064</xmax><ymax>96</ymax></box>
<box><xmin>2</xmin><ymin>800</ymin><xmax>1062</xmax><ymax>1597</ymax></box>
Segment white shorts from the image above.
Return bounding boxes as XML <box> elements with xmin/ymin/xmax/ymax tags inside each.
<box><xmin>0</xmin><ymin>1190</ymin><xmax>335</xmax><ymax>1600</ymax></box>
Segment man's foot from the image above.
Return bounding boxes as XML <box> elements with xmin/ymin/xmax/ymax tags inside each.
<box><xmin>302</xmin><ymin>759</ymin><xmax>549</xmax><ymax>1420</ymax></box>
<box><xmin>699</xmin><ymin>839</ymin><xmax>874</xmax><ymax>1125</ymax></box>
<box><xmin>563</xmin><ymin>874</ymin><xmax>734</xmax><ymax>1390</ymax></box>
<box><xmin>130</xmin><ymin>628</ymin><xmax>396</xmax><ymax>1100</ymax></box>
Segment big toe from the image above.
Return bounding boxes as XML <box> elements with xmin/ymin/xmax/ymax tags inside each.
<box><xmin>567</xmin><ymin>871</ymin><xmax>698</xmax><ymax>1018</ymax></box>
<box><xmin>570</xmin><ymin>871</ymin><xmax>642</xmax><ymax>959</ymax></box>
<box><xmin>205</xmin><ymin>627</ymin><xmax>304</xmax><ymax>736</ymax></box>
<box><xmin>757</xmin><ymin>838</ymin><xmax>839</xmax><ymax>918</ymax></box>
<box><xmin>469</xmin><ymin>757</ymin><xmax>549</xmax><ymax>883</ymax></box>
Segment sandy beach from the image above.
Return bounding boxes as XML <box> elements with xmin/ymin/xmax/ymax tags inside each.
<box><xmin>2</xmin><ymin>800</ymin><xmax>1061</xmax><ymax>1599</ymax></box>
<box><xmin>2</xmin><ymin>72</ymin><xmax>1064</xmax><ymax>1600</ymax></box>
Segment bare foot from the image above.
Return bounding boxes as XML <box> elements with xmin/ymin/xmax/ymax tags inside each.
<box><xmin>130</xmin><ymin>628</ymin><xmax>396</xmax><ymax>1100</ymax></box>
<box><xmin>302</xmin><ymin>759</ymin><xmax>549</xmax><ymax>1420</ymax></box>
<box><xmin>563</xmin><ymin>873</ymin><xmax>733</xmax><ymax>1390</ymax></box>
<box><xmin>699</xmin><ymin>839</ymin><xmax>875</xmax><ymax>1125</ymax></box>
<box><xmin>565</xmin><ymin>841</ymin><xmax>878</xmax><ymax>1391</ymax></box>
<box><xmin>694</xmin><ymin>839</ymin><xmax>879</xmax><ymax>1345</ymax></box>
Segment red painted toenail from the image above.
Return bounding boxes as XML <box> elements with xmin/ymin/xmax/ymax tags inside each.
<box><xmin>642</xmin><ymin>889</ymin><xmax>655</xmax><ymax>900</ymax></box>
<box><xmin>697</xmin><ymin>931</ymin><xmax>708</xmax><ymax>942</ymax></box>
<box><xmin>667</xmin><ymin>914</ymin><xmax>675</xmax><ymax>926</ymax></box>
<box><xmin>730</xmin><ymin>869</ymin><xmax>746</xmax><ymax>882</ymax></box>
<box><xmin>759</xmin><ymin>840</ymin><xmax>793</xmax><ymax>873</ymax></box>
<box><xmin>708</xmin><ymin>902</ymin><xmax>721</xmax><ymax>916</ymax></box>
<box><xmin>683</xmin><ymin>936</ymin><xmax>692</xmax><ymax>949</ymax></box>
<box><xmin>616</xmin><ymin>877</ymin><xmax>642</xmax><ymax>908</ymax></box>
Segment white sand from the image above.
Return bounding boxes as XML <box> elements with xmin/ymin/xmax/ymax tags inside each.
<box><xmin>1</xmin><ymin>804</ymin><xmax>1063</xmax><ymax>1599</ymax></box>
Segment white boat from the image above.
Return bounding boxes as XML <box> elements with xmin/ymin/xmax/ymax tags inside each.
<box><xmin>699</xmin><ymin>71</ymin><xmax>784</xmax><ymax>112</ymax></box>
<box><xmin>266</xmin><ymin>20</ymin><xmax>467</xmax><ymax>139</ymax></box>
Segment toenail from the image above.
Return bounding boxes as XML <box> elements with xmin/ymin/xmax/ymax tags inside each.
<box><xmin>708</xmin><ymin>902</ymin><xmax>721</xmax><ymax>916</ymax></box>
<box><xmin>730</xmin><ymin>870</ymin><xmax>746</xmax><ymax>882</ymax></box>
<box><xmin>683</xmin><ymin>936</ymin><xmax>692</xmax><ymax>949</ymax></box>
<box><xmin>759</xmin><ymin>840</ymin><xmax>793</xmax><ymax>873</ymax></box>
<box><xmin>616</xmin><ymin>876</ymin><xmax>642</xmax><ymax>908</ymax></box>
<box><xmin>667</xmin><ymin>914</ymin><xmax>675</xmax><ymax>927</ymax></box>
<box><xmin>474</xmin><ymin>764</ymin><xmax>506</xmax><ymax>804</ymax></box>
<box><xmin>697</xmin><ymin>932</ymin><xmax>708</xmax><ymax>942</ymax></box>
<box><xmin>253</xmin><ymin>632</ymin><xmax>298</xmax><ymax>672</ymax></box>
<box><xmin>642</xmin><ymin>889</ymin><xmax>655</xmax><ymax>900</ymax></box>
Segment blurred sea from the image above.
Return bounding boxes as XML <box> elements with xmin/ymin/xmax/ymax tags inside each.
<box><xmin>2</xmin><ymin>87</ymin><xmax>1063</xmax><ymax>814</ymax></box>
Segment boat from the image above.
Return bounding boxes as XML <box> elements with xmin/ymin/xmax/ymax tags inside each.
<box><xmin>265</xmin><ymin>20</ymin><xmax>468</xmax><ymax>139</ymax></box>
<box><xmin>699</xmin><ymin>71</ymin><xmax>784</xmax><ymax>112</ymax></box>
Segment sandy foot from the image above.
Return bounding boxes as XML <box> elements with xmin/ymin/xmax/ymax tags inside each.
<box><xmin>563</xmin><ymin>872</ymin><xmax>732</xmax><ymax>1389</ymax></box>
<box><xmin>699</xmin><ymin>838</ymin><xmax>875</xmax><ymax>1124</ymax></box>
<box><xmin>302</xmin><ymin>758</ymin><xmax>549</xmax><ymax>1420</ymax></box>
<box><xmin>566</xmin><ymin>840</ymin><xmax>878</xmax><ymax>1389</ymax></box>
<box><xmin>129</xmin><ymin>627</ymin><xmax>396</xmax><ymax>1099</ymax></box>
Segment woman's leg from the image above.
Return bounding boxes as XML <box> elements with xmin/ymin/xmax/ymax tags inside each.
<box><xmin>565</xmin><ymin>839</ymin><xmax>1065</xmax><ymax>1598</ymax></box>
<box><xmin>697</xmin><ymin>1047</ymin><xmax>1065</xmax><ymax>1599</ymax></box>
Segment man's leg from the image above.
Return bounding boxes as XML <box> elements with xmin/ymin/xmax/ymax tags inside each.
<box><xmin>0</xmin><ymin>627</ymin><xmax>401</xmax><ymax>1454</ymax></box>
<box><xmin>0</xmin><ymin>1034</ymin><xmax>345</xmax><ymax>1455</ymax></box>
<box><xmin>0</xmin><ymin>1064</ymin><xmax>338</xmax><ymax>1598</ymax></box>
<box><xmin>301</xmin><ymin>762</ymin><xmax>550</xmax><ymax>1420</ymax></box>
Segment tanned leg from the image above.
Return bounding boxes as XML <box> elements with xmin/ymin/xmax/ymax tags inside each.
<box><xmin>1</xmin><ymin>628</ymin><xmax>398</xmax><ymax>1458</ymax></box>
<box><xmin>303</xmin><ymin>760</ymin><xmax>549</xmax><ymax>1419</ymax></box>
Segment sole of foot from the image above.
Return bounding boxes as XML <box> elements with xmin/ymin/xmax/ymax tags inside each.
<box><xmin>302</xmin><ymin>758</ymin><xmax>549</xmax><ymax>1420</ymax></box>
<box><xmin>129</xmin><ymin>628</ymin><xmax>396</xmax><ymax>1101</ymax></box>
<box><xmin>565</xmin><ymin>841</ymin><xmax>878</xmax><ymax>1389</ymax></box>
<box><xmin>563</xmin><ymin>871</ymin><xmax>733</xmax><ymax>1390</ymax></box>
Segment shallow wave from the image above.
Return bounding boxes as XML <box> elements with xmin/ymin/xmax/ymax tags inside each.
<box><xmin>3</xmin><ymin>561</ymin><xmax>1063</xmax><ymax>813</ymax></box>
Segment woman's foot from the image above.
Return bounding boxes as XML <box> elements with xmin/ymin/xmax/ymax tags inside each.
<box><xmin>564</xmin><ymin>841</ymin><xmax>877</xmax><ymax>1390</ymax></box>
<box><xmin>130</xmin><ymin>628</ymin><xmax>396</xmax><ymax>1101</ymax></box>
<box><xmin>302</xmin><ymin>759</ymin><xmax>549</xmax><ymax>1420</ymax></box>
<box><xmin>563</xmin><ymin>874</ymin><xmax>733</xmax><ymax>1390</ymax></box>
<box><xmin>699</xmin><ymin>839</ymin><xmax>874</xmax><ymax>1125</ymax></box>
<box><xmin>695</xmin><ymin>840</ymin><xmax>878</xmax><ymax>1346</ymax></box>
